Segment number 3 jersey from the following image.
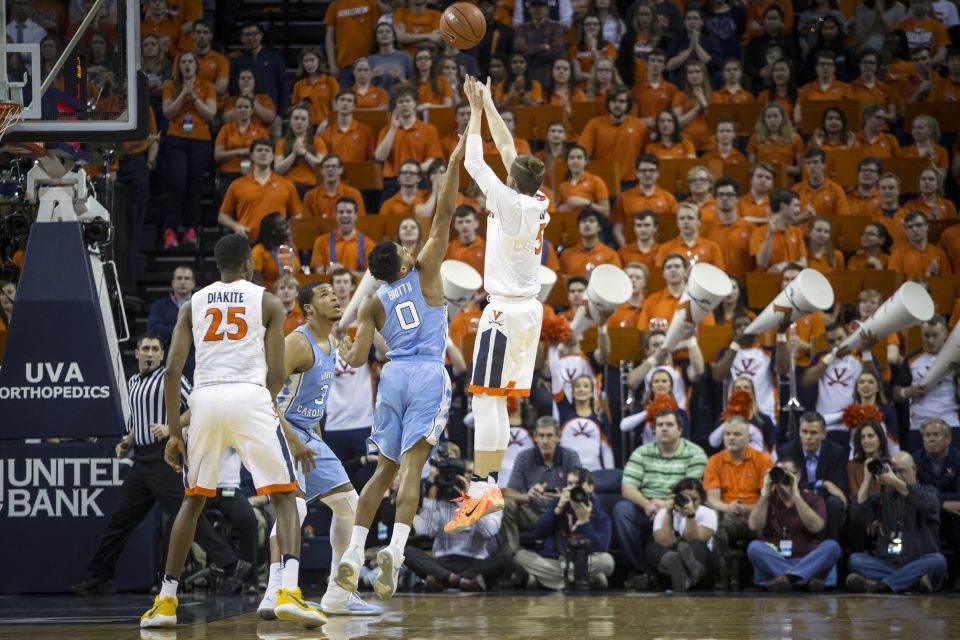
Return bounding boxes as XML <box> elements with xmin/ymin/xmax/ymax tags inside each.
<box><xmin>376</xmin><ymin>269</ymin><xmax>447</xmax><ymax>362</ymax></box>
<box><xmin>191</xmin><ymin>279</ymin><xmax>267</xmax><ymax>388</ymax></box>
<box><xmin>276</xmin><ymin>326</ymin><xmax>337</xmax><ymax>433</ymax></box>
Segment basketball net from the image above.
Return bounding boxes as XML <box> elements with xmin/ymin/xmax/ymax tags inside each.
<box><xmin>0</xmin><ymin>100</ymin><xmax>23</xmax><ymax>142</ymax></box>
<box><xmin>0</xmin><ymin>99</ymin><xmax>44</xmax><ymax>158</ymax></box>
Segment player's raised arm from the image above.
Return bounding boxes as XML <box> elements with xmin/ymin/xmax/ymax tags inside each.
<box><xmin>417</xmin><ymin>132</ymin><xmax>467</xmax><ymax>273</ymax></box>
<box><xmin>338</xmin><ymin>295</ymin><xmax>380</xmax><ymax>368</ymax></box>
<box><xmin>481</xmin><ymin>76</ymin><xmax>518</xmax><ymax>172</ymax></box>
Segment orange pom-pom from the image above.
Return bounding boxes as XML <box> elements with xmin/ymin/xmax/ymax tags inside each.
<box><xmin>842</xmin><ymin>404</ymin><xmax>883</xmax><ymax>430</ymax></box>
<box><xmin>722</xmin><ymin>389</ymin><xmax>754</xmax><ymax>421</ymax></box>
<box><xmin>645</xmin><ymin>394</ymin><xmax>678</xmax><ymax>423</ymax></box>
<box><xmin>541</xmin><ymin>315</ymin><xmax>573</xmax><ymax>344</ymax></box>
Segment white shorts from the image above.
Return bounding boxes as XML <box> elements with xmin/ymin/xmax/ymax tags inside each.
<box><xmin>468</xmin><ymin>297</ymin><xmax>543</xmax><ymax>397</ymax></box>
<box><xmin>184</xmin><ymin>383</ymin><xmax>297</xmax><ymax>497</ymax></box>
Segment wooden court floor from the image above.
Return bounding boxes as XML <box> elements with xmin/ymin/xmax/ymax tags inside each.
<box><xmin>1</xmin><ymin>592</ymin><xmax>959</xmax><ymax>639</ymax></box>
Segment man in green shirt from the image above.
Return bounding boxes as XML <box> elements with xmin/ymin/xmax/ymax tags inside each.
<box><xmin>613</xmin><ymin>409</ymin><xmax>707</xmax><ymax>589</ymax></box>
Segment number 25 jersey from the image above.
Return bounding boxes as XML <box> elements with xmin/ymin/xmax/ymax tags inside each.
<box><xmin>191</xmin><ymin>279</ymin><xmax>267</xmax><ymax>388</ymax></box>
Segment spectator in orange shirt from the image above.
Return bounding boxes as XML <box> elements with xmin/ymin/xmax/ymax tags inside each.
<box><xmin>750</xmin><ymin>188</ymin><xmax>808</xmax><ymax>272</ymax></box>
<box><xmin>629</xmin><ymin>49</ymin><xmax>678</xmax><ymax>128</ymax></box>
<box><xmin>939</xmin><ymin>217</ymin><xmax>960</xmax><ymax>274</ymax></box>
<box><xmin>794</xmin><ymin>49</ymin><xmax>854</xmax><ymax>129</ymax></box>
<box><xmin>393</xmin><ymin>0</ymin><xmax>442</xmax><ymax>55</ymax></box>
<box><xmin>895</xmin><ymin>0</ymin><xmax>950</xmax><ymax>65</ymax></box>
<box><xmin>807</xmin><ymin>106</ymin><xmax>859</xmax><ymax>160</ymax></box>
<box><xmin>611</xmin><ymin>154</ymin><xmax>680</xmax><ymax>246</ymax></box>
<box><xmin>142</xmin><ymin>0</ymin><xmax>181</xmax><ymax>58</ymax></box>
<box><xmin>213</xmin><ymin>95</ymin><xmax>270</xmax><ymax>201</ymax></box>
<box><xmin>744</xmin><ymin>0</ymin><xmax>795</xmax><ymax>44</ymax></box>
<box><xmin>374</xmin><ymin>83</ymin><xmax>443</xmax><ymax>181</ymax></box>
<box><xmin>536</xmin><ymin>120</ymin><xmax>569</xmax><ymax>191</ymax></box>
<box><xmin>556</xmin><ymin>145</ymin><xmax>611</xmax><ymax>217</ymax></box>
<box><xmin>617</xmin><ymin>0</ymin><xmax>664</xmax><ymax>95</ymax></box>
<box><xmin>655</xmin><ymin>202</ymin><xmax>727</xmax><ymax>269</ymax></box>
<box><xmin>684</xmin><ymin>165</ymin><xmax>719</xmax><ymax>229</ymax></box>
<box><xmin>445</xmin><ymin>205</ymin><xmax>486</xmax><ymax>277</ymax></box>
<box><xmin>323</xmin><ymin>0</ymin><xmax>381</xmax><ymax>82</ymax></box>
<box><xmin>705</xmin><ymin>177</ymin><xmax>756</xmax><ymax>284</ymax></box>
<box><xmin>351</xmin><ymin>57</ymin><xmax>389</xmax><ymax>110</ymax></box>
<box><xmin>795</xmin><ymin>147</ymin><xmax>850</xmax><ymax>222</ymax></box>
<box><xmin>302</xmin><ymin>153</ymin><xmax>367</xmax><ymax>221</ymax></box>
<box><xmin>570</xmin><ymin>13</ymin><xmax>619</xmax><ymax>84</ymax></box>
<box><xmin>276</xmin><ymin>275</ymin><xmax>306</xmax><ymax>336</ymax></box>
<box><xmin>562</xmin><ymin>276</ymin><xmax>589</xmax><ymax>321</ymax></box>
<box><xmin>274</xmin><ymin>104</ymin><xmax>328</xmax><ymax>197</ymax></box>
<box><xmin>645</xmin><ymin>108</ymin><xmax>696</xmax><ymax>159</ymax></box>
<box><xmin>637</xmin><ymin>254</ymin><xmax>690</xmax><ymax>330</ymax></box>
<box><xmin>380</xmin><ymin>159</ymin><xmax>430</xmax><ymax>218</ymax></box>
<box><xmin>396</xmin><ymin>217</ymin><xmax>424</xmax><ymax>262</ymax></box>
<box><xmin>607</xmin><ymin>263</ymin><xmax>649</xmax><ymax>329</ymax></box>
<box><xmin>161</xmin><ymin>50</ymin><xmax>217</xmax><ymax>249</ymax></box>
<box><xmin>847</xmin><ymin>222</ymin><xmax>893</xmax><ymax>271</ymax></box>
<box><xmin>559</xmin><ymin>208</ymin><xmax>623</xmax><ymax>277</ymax></box>
<box><xmin>672</xmin><ymin>60</ymin><xmax>713</xmax><ymax>150</ymax></box>
<box><xmin>875</xmin><ymin>172</ymin><xmax>909</xmax><ymax>246</ymax></box>
<box><xmin>320</xmin><ymin>89</ymin><xmax>376</xmax><ymax>163</ymax></box>
<box><xmin>482</xmin><ymin>110</ymin><xmax>533</xmax><ymax>157</ymax></box>
<box><xmin>310</xmin><ymin>197</ymin><xmax>371</xmax><ymax>276</ymax></box>
<box><xmin>904</xmin><ymin>45</ymin><xmax>946</xmax><ymax>107</ymax></box>
<box><xmin>191</xmin><ymin>20</ymin><xmax>228</xmax><ymax>98</ymax></box>
<box><xmin>584</xmin><ymin>57</ymin><xmax>627</xmax><ymax>103</ymax></box>
<box><xmin>739</xmin><ymin>162</ymin><xmax>776</xmax><ymax>224</ymax></box>
<box><xmin>755</xmin><ymin>59</ymin><xmax>799</xmax><ymax>115</ymax></box>
<box><xmin>412</xmin><ymin>46</ymin><xmax>454</xmax><ymax>112</ymax></box>
<box><xmin>846</xmin><ymin>157</ymin><xmax>883</xmax><ymax>217</ymax></box>
<box><xmin>618</xmin><ymin>210</ymin><xmax>661</xmax><ymax>270</ymax></box>
<box><xmin>223</xmin><ymin>67</ymin><xmax>278</xmax><ymax>127</ymax></box>
<box><xmin>747</xmin><ymin>103</ymin><xmax>804</xmax><ymax>180</ymax></box>
<box><xmin>291</xmin><ymin>47</ymin><xmax>340</xmax><ymax>127</ymax></box>
<box><xmin>889</xmin><ymin>211</ymin><xmax>953</xmax><ymax>280</ymax></box>
<box><xmin>804</xmin><ymin>217</ymin><xmax>844</xmax><ymax>274</ymax></box>
<box><xmin>901</xmin><ymin>115</ymin><xmax>950</xmax><ymax>172</ymax></box>
<box><xmin>856</xmin><ymin>105</ymin><xmax>900</xmax><ymax>161</ymax></box>
<box><xmin>252</xmin><ymin>213</ymin><xmax>301</xmax><ymax>293</ymax></box>
<box><xmin>544</xmin><ymin>58</ymin><xmax>587</xmax><ymax>118</ymax></box>
<box><xmin>850</xmin><ymin>49</ymin><xmax>897</xmax><ymax>121</ymax></box>
<box><xmin>903</xmin><ymin>166</ymin><xmax>959</xmax><ymax>220</ymax></box>
<box><xmin>713</xmin><ymin>59</ymin><xmax>755</xmax><ymax>104</ymax></box>
<box><xmin>703</xmin><ymin>118</ymin><xmax>747</xmax><ymax>165</ymax></box>
<box><xmin>218</xmin><ymin>138</ymin><xmax>302</xmax><ymax>243</ymax></box>
<box><xmin>932</xmin><ymin>47</ymin><xmax>960</xmax><ymax>102</ymax></box>
<box><xmin>494</xmin><ymin>52</ymin><xmax>544</xmax><ymax>109</ymax></box>
<box><xmin>578</xmin><ymin>88</ymin><xmax>648</xmax><ymax>185</ymax></box>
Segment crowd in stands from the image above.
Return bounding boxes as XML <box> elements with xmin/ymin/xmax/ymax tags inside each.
<box><xmin>4</xmin><ymin>0</ymin><xmax>960</xmax><ymax>595</ymax></box>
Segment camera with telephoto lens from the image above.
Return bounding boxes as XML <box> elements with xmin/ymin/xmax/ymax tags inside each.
<box><xmin>867</xmin><ymin>458</ymin><xmax>890</xmax><ymax>476</ymax></box>
<box><xmin>673</xmin><ymin>493</ymin><xmax>690</xmax><ymax>508</ymax></box>
<box><xmin>769</xmin><ymin>466</ymin><xmax>790</xmax><ymax>485</ymax></box>
<box><xmin>564</xmin><ymin>537</ymin><xmax>591</xmax><ymax>591</ymax></box>
<box><xmin>569</xmin><ymin>482</ymin><xmax>590</xmax><ymax>506</ymax></box>
<box><xmin>429</xmin><ymin>443</ymin><xmax>466</xmax><ymax>501</ymax></box>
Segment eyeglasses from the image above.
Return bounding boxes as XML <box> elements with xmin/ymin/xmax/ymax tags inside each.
<box><xmin>399</xmin><ymin>171</ymin><xmax>420</xmax><ymax>176</ymax></box>
<box><xmin>638</xmin><ymin>168</ymin><xmax>657</xmax><ymax>173</ymax></box>
<box><xmin>689</xmin><ymin>176</ymin><xmax>710</xmax><ymax>183</ymax></box>
<box><xmin>322</xmin><ymin>164</ymin><xmax>341</xmax><ymax>170</ymax></box>
<box><xmin>859</xmin><ymin>167</ymin><xmax>879</xmax><ymax>173</ymax></box>
<box><xmin>716</xmin><ymin>191</ymin><xmax>738</xmax><ymax>198</ymax></box>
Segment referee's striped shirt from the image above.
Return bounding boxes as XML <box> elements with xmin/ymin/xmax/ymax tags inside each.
<box><xmin>127</xmin><ymin>366</ymin><xmax>191</xmax><ymax>446</ymax></box>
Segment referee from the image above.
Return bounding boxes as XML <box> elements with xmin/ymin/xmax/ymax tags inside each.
<box><xmin>71</xmin><ymin>333</ymin><xmax>251</xmax><ymax>595</ymax></box>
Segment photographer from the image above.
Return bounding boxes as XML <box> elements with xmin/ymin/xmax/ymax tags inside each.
<box><xmin>403</xmin><ymin>446</ymin><xmax>515</xmax><ymax>592</ymax></box>
<box><xmin>746</xmin><ymin>458</ymin><xmax>842</xmax><ymax>592</ymax></box>
<box><xmin>514</xmin><ymin>468</ymin><xmax>614</xmax><ymax>591</ymax></box>
<box><xmin>846</xmin><ymin>452</ymin><xmax>948</xmax><ymax>593</ymax></box>
<box><xmin>645</xmin><ymin>478</ymin><xmax>717</xmax><ymax>592</ymax></box>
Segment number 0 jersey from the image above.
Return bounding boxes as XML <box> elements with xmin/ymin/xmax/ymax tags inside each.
<box><xmin>376</xmin><ymin>269</ymin><xmax>447</xmax><ymax>363</ymax></box>
<box><xmin>276</xmin><ymin>326</ymin><xmax>337</xmax><ymax>432</ymax></box>
<box><xmin>191</xmin><ymin>280</ymin><xmax>266</xmax><ymax>388</ymax></box>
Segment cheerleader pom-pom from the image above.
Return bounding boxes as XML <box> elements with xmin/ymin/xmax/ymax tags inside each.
<box><xmin>542</xmin><ymin>315</ymin><xmax>573</xmax><ymax>344</ymax></box>
<box><xmin>645</xmin><ymin>394</ymin><xmax>678</xmax><ymax>423</ymax></box>
<box><xmin>721</xmin><ymin>389</ymin><xmax>754</xmax><ymax>421</ymax></box>
<box><xmin>842</xmin><ymin>404</ymin><xmax>883</xmax><ymax>430</ymax></box>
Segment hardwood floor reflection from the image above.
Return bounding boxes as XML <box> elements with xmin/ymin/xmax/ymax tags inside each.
<box><xmin>1</xmin><ymin>592</ymin><xmax>958</xmax><ymax>639</ymax></box>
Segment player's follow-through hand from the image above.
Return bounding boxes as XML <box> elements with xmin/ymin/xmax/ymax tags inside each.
<box><xmin>463</xmin><ymin>75</ymin><xmax>484</xmax><ymax>109</ymax></box>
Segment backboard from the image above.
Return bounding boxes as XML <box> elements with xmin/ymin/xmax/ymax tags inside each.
<box><xmin>0</xmin><ymin>0</ymin><xmax>146</xmax><ymax>144</ymax></box>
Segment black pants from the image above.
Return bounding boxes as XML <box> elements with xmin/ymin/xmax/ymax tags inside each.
<box><xmin>163</xmin><ymin>136</ymin><xmax>212</xmax><ymax>232</ymax></box>
<box><xmin>206</xmin><ymin>491</ymin><xmax>260</xmax><ymax>584</ymax></box>
<box><xmin>86</xmin><ymin>445</ymin><xmax>237</xmax><ymax>580</ymax></box>
<box><xmin>823</xmin><ymin>495</ymin><xmax>848</xmax><ymax>542</ymax></box>
<box><xmin>403</xmin><ymin>546</ymin><xmax>515</xmax><ymax>583</ymax></box>
<box><xmin>644</xmin><ymin>539</ymin><xmax>716</xmax><ymax>589</ymax></box>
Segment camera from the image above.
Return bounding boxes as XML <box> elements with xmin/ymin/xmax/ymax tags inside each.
<box><xmin>673</xmin><ymin>493</ymin><xmax>690</xmax><ymax>508</ymax></box>
<box><xmin>569</xmin><ymin>483</ymin><xmax>590</xmax><ymax>506</ymax></box>
<box><xmin>429</xmin><ymin>443</ymin><xmax>466</xmax><ymax>501</ymax></box>
<box><xmin>769</xmin><ymin>466</ymin><xmax>790</xmax><ymax>485</ymax></box>
<box><xmin>867</xmin><ymin>458</ymin><xmax>889</xmax><ymax>476</ymax></box>
<box><xmin>564</xmin><ymin>537</ymin><xmax>590</xmax><ymax>591</ymax></box>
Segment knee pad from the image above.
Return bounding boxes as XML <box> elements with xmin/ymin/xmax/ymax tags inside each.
<box><xmin>321</xmin><ymin>489</ymin><xmax>358</xmax><ymax>518</ymax></box>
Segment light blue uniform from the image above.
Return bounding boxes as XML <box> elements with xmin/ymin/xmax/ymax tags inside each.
<box><xmin>369</xmin><ymin>269</ymin><xmax>452</xmax><ymax>463</ymax></box>
<box><xmin>276</xmin><ymin>326</ymin><xmax>351</xmax><ymax>501</ymax></box>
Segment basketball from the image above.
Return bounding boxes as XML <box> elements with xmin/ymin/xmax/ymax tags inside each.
<box><xmin>440</xmin><ymin>2</ymin><xmax>486</xmax><ymax>50</ymax></box>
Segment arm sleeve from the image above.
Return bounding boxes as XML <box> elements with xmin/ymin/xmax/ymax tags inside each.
<box><xmin>464</xmin><ymin>133</ymin><xmax>524</xmax><ymax>236</ymax></box>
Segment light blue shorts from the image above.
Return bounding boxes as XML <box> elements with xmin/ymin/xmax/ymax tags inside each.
<box><xmin>292</xmin><ymin>427</ymin><xmax>351</xmax><ymax>502</ymax></box>
<box><xmin>368</xmin><ymin>360</ymin><xmax>451</xmax><ymax>464</ymax></box>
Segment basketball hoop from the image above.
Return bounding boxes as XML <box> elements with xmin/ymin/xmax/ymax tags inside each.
<box><xmin>0</xmin><ymin>100</ymin><xmax>44</xmax><ymax>158</ymax></box>
<box><xmin>0</xmin><ymin>100</ymin><xmax>23</xmax><ymax>142</ymax></box>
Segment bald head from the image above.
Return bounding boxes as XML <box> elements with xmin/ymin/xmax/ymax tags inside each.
<box><xmin>891</xmin><ymin>451</ymin><xmax>917</xmax><ymax>485</ymax></box>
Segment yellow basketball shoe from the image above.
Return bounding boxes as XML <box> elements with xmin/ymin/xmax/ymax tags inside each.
<box><xmin>443</xmin><ymin>485</ymin><xmax>504</xmax><ymax>534</ymax></box>
<box><xmin>275</xmin><ymin>587</ymin><xmax>327</xmax><ymax>628</ymax></box>
<box><xmin>140</xmin><ymin>596</ymin><xmax>177</xmax><ymax>628</ymax></box>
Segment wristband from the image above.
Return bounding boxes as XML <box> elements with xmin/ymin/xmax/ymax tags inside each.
<box><xmin>729</xmin><ymin>342</ymin><xmax>741</xmax><ymax>352</ymax></box>
<box><xmin>776</xmin><ymin>333</ymin><xmax>787</xmax><ymax>343</ymax></box>
<box><xmin>822</xmin><ymin>350</ymin><xmax>836</xmax><ymax>366</ymax></box>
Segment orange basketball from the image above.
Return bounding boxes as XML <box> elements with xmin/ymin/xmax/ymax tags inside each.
<box><xmin>440</xmin><ymin>2</ymin><xmax>487</xmax><ymax>50</ymax></box>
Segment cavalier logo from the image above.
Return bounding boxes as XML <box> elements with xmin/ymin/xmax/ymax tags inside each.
<box><xmin>489</xmin><ymin>310</ymin><xmax>504</xmax><ymax>328</ymax></box>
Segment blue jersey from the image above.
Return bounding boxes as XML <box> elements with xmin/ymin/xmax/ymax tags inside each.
<box><xmin>376</xmin><ymin>269</ymin><xmax>447</xmax><ymax>362</ymax></box>
<box><xmin>277</xmin><ymin>326</ymin><xmax>336</xmax><ymax>433</ymax></box>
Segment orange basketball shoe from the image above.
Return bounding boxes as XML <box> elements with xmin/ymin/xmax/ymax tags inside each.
<box><xmin>443</xmin><ymin>485</ymin><xmax>504</xmax><ymax>534</ymax></box>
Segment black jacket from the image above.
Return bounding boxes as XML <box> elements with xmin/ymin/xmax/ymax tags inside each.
<box><xmin>778</xmin><ymin>439</ymin><xmax>849</xmax><ymax>497</ymax></box>
<box><xmin>861</xmin><ymin>484</ymin><xmax>941</xmax><ymax>565</ymax></box>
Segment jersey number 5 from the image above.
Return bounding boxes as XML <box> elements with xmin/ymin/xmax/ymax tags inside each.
<box><xmin>204</xmin><ymin>307</ymin><xmax>248</xmax><ymax>341</ymax></box>
<box><xmin>534</xmin><ymin>223</ymin><xmax>546</xmax><ymax>255</ymax></box>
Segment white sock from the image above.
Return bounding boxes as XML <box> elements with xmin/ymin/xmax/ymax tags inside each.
<box><xmin>390</xmin><ymin>523</ymin><xmax>411</xmax><ymax>553</ymax></box>
<box><xmin>159</xmin><ymin>575</ymin><xmax>178</xmax><ymax>599</ymax></box>
<box><xmin>281</xmin><ymin>556</ymin><xmax>300</xmax><ymax>591</ymax></box>
<box><xmin>266</xmin><ymin>562</ymin><xmax>283</xmax><ymax>595</ymax></box>
<box><xmin>468</xmin><ymin>478</ymin><xmax>487</xmax><ymax>499</ymax></box>
<box><xmin>349</xmin><ymin>525</ymin><xmax>369</xmax><ymax>552</ymax></box>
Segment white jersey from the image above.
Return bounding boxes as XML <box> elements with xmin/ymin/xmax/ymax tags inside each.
<box><xmin>191</xmin><ymin>280</ymin><xmax>267</xmax><ymax>388</ymax></box>
<box><xmin>905</xmin><ymin>351</ymin><xmax>960</xmax><ymax>429</ymax></box>
<box><xmin>814</xmin><ymin>352</ymin><xmax>865</xmax><ymax>431</ymax></box>
<box><xmin>464</xmin><ymin>134</ymin><xmax>550</xmax><ymax>299</ymax></box>
<box><xmin>324</xmin><ymin>354</ymin><xmax>375</xmax><ymax>432</ymax></box>
<box><xmin>728</xmin><ymin>346</ymin><xmax>776</xmax><ymax>420</ymax></box>
<box><xmin>500</xmin><ymin>426</ymin><xmax>534</xmax><ymax>486</ymax></box>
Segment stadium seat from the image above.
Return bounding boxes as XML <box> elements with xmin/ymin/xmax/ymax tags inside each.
<box><xmin>295</xmin><ymin>272</ymin><xmax>330</xmax><ymax>286</ymax></box>
<box><xmin>827</xmin><ymin>270</ymin><xmax>862</xmax><ymax>305</ymax></box>
<box><xmin>425</xmin><ymin>106</ymin><xmax>456</xmax><ymax>137</ymax></box>
<box><xmin>545</xmin><ymin>274</ymin><xmax>572</xmax><ymax>308</ymax></box>
<box><xmin>926</xmin><ymin>276</ymin><xmax>960</xmax><ymax>315</ymax></box>
<box><xmin>889</xmin><ymin>157</ymin><xmax>933</xmax><ymax>194</ymax></box>
<box><xmin>905</xmin><ymin>103</ymin><xmax>959</xmax><ymax>133</ymax></box>
<box><xmin>798</xmin><ymin>99</ymin><xmax>861</xmax><ymax>135</ymax></box>
<box><xmin>860</xmin><ymin>270</ymin><xmax>902</xmax><ymax>298</ymax></box>
<box><xmin>697</xmin><ymin>325</ymin><xmax>733</xmax><ymax>363</ymax></box>
<box><xmin>835</xmin><ymin>215</ymin><xmax>872</xmax><ymax>253</ymax></box>
<box><xmin>356</xmin><ymin>217</ymin><xmax>386</xmax><ymax>242</ymax></box>
<box><xmin>825</xmin><ymin>149</ymin><xmax>864</xmax><ymax>188</ymax></box>
<box><xmin>290</xmin><ymin>218</ymin><xmax>328</xmax><ymax>260</ymax></box>
<box><xmin>706</xmin><ymin>103</ymin><xmax>764</xmax><ymax>136</ymax></box>
<box><xmin>571</xmin><ymin>101</ymin><xmax>602</xmax><ymax>135</ymax></box>
<box><xmin>352</xmin><ymin>110</ymin><xmax>390</xmax><ymax>139</ymax></box>
<box><xmin>929</xmin><ymin>219</ymin><xmax>960</xmax><ymax>245</ymax></box>
<box><xmin>745</xmin><ymin>272</ymin><xmax>782</xmax><ymax>309</ymax></box>
<box><xmin>608</xmin><ymin>327</ymin><xmax>643</xmax><ymax>362</ymax></box>
<box><xmin>343</xmin><ymin>161</ymin><xmax>383</xmax><ymax>190</ymax></box>
<box><xmin>591</xmin><ymin>468</ymin><xmax>624</xmax><ymax>517</ymax></box>
<box><xmin>658</xmin><ymin>159</ymin><xmax>712</xmax><ymax>193</ymax></box>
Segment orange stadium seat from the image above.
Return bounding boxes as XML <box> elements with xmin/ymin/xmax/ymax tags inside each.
<box><xmin>425</xmin><ymin>107</ymin><xmax>456</xmax><ymax>137</ymax></box>
<box><xmin>571</xmin><ymin>101</ymin><xmax>603</xmax><ymax>134</ymax></box>
<box><xmin>827</xmin><ymin>270</ymin><xmax>862</xmax><ymax>305</ymax></box>
<box><xmin>290</xmin><ymin>217</ymin><xmax>331</xmax><ymax>259</ymax></box>
<box><xmin>926</xmin><ymin>276</ymin><xmax>960</xmax><ymax>315</ymax></box>
<box><xmin>515</xmin><ymin>105</ymin><xmax>566</xmax><ymax>139</ymax></box>
<box><xmin>343</xmin><ymin>161</ymin><xmax>383</xmax><ymax>190</ymax></box>
<box><xmin>905</xmin><ymin>103</ymin><xmax>959</xmax><ymax>133</ymax></box>
<box><xmin>930</xmin><ymin>220</ymin><xmax>960</xmax><ymax>245</ymax></box>
<box><xmin>861</xmin><ymin>270</ymin><xmax>902</xmax><ymax>298</ymax></box>
<box><xmin>608</xmin><ymin>327</ymin><xmax>644</xmax><ymax>361</ymax></box>
<box><xmin>657</xmin><ymin>158</ymin><xmax>722</xmax><ymax>193</ymax></box>
<box><xmin>799</xmin><ymin>100</ymin><xmax>861</xmax><ymax>135</ymax></box>
<box><xmin>835</xmin><ymin>215</ymin><xmax>872</xmax><ymax>253</ymax></box>
<box><xmin>356</xmin><ymin>217</ymin><xmax>387</xmax><ymax>241</ymax></box>
<box><xmin>706</xmin><ymin>103</ymin><xmax>763</xmax><ymax>136</ymax></box>
<box><xmin>580</xmin><ymin>327</ymin><xmax>599</xmax><ymax>353</ymax></box>
<box><xmin>722</xmin><ymin>161</ymin><xmax>789</xmax><ymax>189</ymax></box>
<box><xmin>352</xmin><ymin>110</ymin><xmax>390</xmax><ymax>139</ymax></box>
<box><xmin>545</xmin><ymin>274</ymin><xmax>572</xmax><ymax>307</ymax></box>
<box><xmin>745</xmin><ymin>272</ymin><xmax>782</xmax><ymax>309</ymax></box>
<box><xmin>698</xmin><ymin>325</ymin><xmax>733</xmax><ymax>363</ymax></box>
<box><xmin>647</xmin><ymin>273</ymin><xmax>666</xmax><ymax>292</ymax></box>
<box><xmin>888</xmin><ymin>157</ymin><xmax>932</xmax><ymax>194</ymax></box>
<box><xmin>825</xmin><ymin>149</ymin><xmax>864</xmax><ymax>188</ymax></box>
<box><xmin>295</xmin><ymin>272</ymin><xmax>330</xmax><ymax>286</ymax></box>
